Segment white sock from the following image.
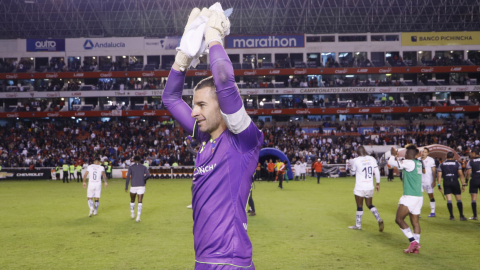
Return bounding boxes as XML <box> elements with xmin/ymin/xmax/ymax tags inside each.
<box><xmin>88</xmin><ymin>199</ymin><xmax>93</xmax><ymax>210</ymax></box>
<box><xmin>94</xmin><ymin>201</ymin><xmax>99</xmax><ymax>211</ymax></box>
<box><xmin>430</xmin><ymin>202</ymin><xmax>435</xmax><ymax>213</ymax></box>
<box><xmin>370</xmin><ymin>207</ymin><xmax>382</xmax><ymax>221</ymax></box>
<box><xmin>413</xmin><ymin>234</ymin><xmax>420</xmax><ymax>243</ymax></box>
<box><xmin>130</xmin><ymin>203</ymin><xmax>135</xmax><ymax>214</ymax></box>
<box><xmin>356</xmin><ymin>211</ymin><xmax>363</xmax><ymax>227</ymax></box>
<box><xmin>401</xmin><ymin>228</ymin><xmax>414</xmax><ymax>240</ymax></box>
<box><xmin>137</xmin><ymin>203</ymin><xmax>143</xmax><ymax>217</ymax></box>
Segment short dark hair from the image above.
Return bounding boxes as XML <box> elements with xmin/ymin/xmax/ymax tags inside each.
<box><xmin>94</xmin><ymin>157</ymin><xmax>101</xmax><ymax>162</ymax></box>
<box><xmin>406</xmin><ymin>144</ymin><xmax>418</xmax><ymax>152</ymax></box>
<box><xmin>473</xmin><ymin>148</ymin><xmax>480</xmax><ymax>155</ymax></box>
<box><xmin>134</xmin><ymin>156</ymin><xmax>141</xmax><ymax>162</ymax></box>
<box><xmin>194</xmin><ymin>76</ymin><xmax>216</xmax><ymax>92</ymax></box>
<box><xmin>423</xmin><ymin>148</ymin><xmax>429</xmax><ymax>153</ymax></box>
<box><xmin>447</xmin><ymin>152</ymin><xmax>454</xmax><ymax>159</ymax></box>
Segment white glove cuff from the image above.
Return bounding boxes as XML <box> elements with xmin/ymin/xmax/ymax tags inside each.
<box><xmin>205</xmin><ymin>29</ymin><xmax>224</xmax><ymax>46</ymax></box>
<box><xmin>175</xmin><ymin>51</ymin><xmax>192</xmax><ymax>72</ymax></box>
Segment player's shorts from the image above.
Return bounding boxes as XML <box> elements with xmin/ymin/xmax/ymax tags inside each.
<box><xmin>354</xmin><ymin>189</ymin><xmax>374</xmax><ymax>198</ymax></box>
<box><xmin>443</xmin><ymin>182</ymin><xmax>461</xmax><ymax>195</ymax></box>
<box><xmin>421</xmin><ymin>183</ymin><xmax>434</xmax><ymax>194</ymax></box>
<box><xmin>398</xmin><ymin>195</ymin><xmax>423</xmax><ymax>215</ymax></box>
<box><xmin>130</xmin><ymin>186</ymin><xmax>146</xmax><ymax>194</ymax></box>
<box><xmin>194</xmin><ymin>261</ymin><xmax>255</xmax><ymax>270</ymax></box>
<box><xmin>469</xmin><ymin>179</ymin><xmax>480</xmax><ymax>194</ymax></box>
<box><xmin>87</xmin><ymin>184</ymin><xmax>102</xmax><ymax>198</ymax></box>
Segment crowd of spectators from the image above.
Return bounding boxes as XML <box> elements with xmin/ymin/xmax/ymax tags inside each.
<box><xmin>1</xmin><ymin>117</ymin><xmax>480</xmax><ymax>169</ymax></box>
<box><xmin>0</xmin><ymin>119</ymin><xmax>193</xmax><ymax>169</ymax></box>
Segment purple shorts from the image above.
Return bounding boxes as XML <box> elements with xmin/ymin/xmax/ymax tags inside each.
<box><xmin>195</xmin><ymin>262</ymin><xmax>255</xmax><ymax>270</ymax></box>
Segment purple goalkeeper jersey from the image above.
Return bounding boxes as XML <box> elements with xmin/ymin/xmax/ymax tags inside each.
<box><xmin>162</xmin><ymin>44</ymin><xmax>263</xmax><ymax>268</ymax></box>
<box><xmin>192</xmin><ymin>120</ymin><xmax>262</xmax><ymax>267</ymax></box>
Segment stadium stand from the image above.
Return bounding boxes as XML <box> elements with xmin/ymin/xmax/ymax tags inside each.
<box><xmin>0</xmin><ymin>117</ymin><xmax>476</xmax><ymax>169</ymax></box>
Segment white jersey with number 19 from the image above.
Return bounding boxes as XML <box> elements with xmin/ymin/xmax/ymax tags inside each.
<box><xmin>350</xmin><ymin>156</ymin><xmax>379</xmax><ymax>191</ymax></box>
<box><xmin>87</xmin><ymin>164</ymin><xmax>104</xmax><ymax>185</ymax></box>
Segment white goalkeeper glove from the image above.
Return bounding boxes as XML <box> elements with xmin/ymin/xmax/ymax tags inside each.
<box><xmin>205</xmin><ymin>10</ymin><xmax>231</xmax><ymax>47</ymax></box>
<box><xmin>175</xmin><ymin>7</ymin><xmax>201</xmax><ymax>72</ymax></box>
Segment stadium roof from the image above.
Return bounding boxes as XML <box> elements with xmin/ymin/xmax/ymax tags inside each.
<box><xmin>0</xmin><ymin>0</ymin><xmax>479</xmax><ymax>39</ymax></box>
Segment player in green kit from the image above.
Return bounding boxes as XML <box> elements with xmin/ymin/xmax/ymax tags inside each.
<box><xmin>388</xmin><ymin>145</ymin><xmax>424</xmax><ymax>254</ymax></box>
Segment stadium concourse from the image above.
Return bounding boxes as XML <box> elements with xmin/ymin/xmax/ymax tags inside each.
<box><xmin>0</xmin><ymin>117</ymin><xmax>477</xmax><ymax>170</ymax></box>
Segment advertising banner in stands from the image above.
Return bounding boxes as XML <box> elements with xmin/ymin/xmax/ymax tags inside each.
<box><xmin>0</xmin><ymin>106</ymin><xmax>479</xmax><ymax>119</ymax></box>
<box><xmin>66</xmin><ymin>37</ymin><xmax>144</xmax><ymax>52</ymax></box>
<box><xmin>26</xmin><ymin>39</ymin><xmax>65</xmax><ymax>52</ymax></box>
<box><xmin>1</xmin><ymin>85</ymin><xmax>480</xmax><ymax>100</ymax></box>
<box><xmin>144</xmin><ymin>36</ymin><xmax>180</xmax><ymax>50</ymax></box>
<box><xmin>401</xmin><ymin>31</ymin><xmax>480</xmax><ymax>46</ymax></box>
<box><xmin>225</xmin><ymin>34</ymin><xmax>305</xmax><ymax>48</ymax></box>
<box><xmin>1</xmin><ymin>65</ymin><xmax>479</xmax><ymax>80</ymax></box>
<box><xmin>0</xmin><ymin>169</ymin><xmax>52</xmax><ymax>180</ymax></box>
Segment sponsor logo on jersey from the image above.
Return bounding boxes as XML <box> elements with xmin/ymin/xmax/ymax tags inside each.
<box><xmin>194</xmin><ymin>163</ymin><xmax>217</xmax><ymax>176</ymax></box>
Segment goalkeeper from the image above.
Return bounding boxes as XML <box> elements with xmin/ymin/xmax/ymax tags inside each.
<box><xmin>162</xmin><ymin>6</ymin><xmax>262</xmax><ymax>269</ymax></box>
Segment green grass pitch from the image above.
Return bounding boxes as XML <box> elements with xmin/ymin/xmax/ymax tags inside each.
<box><xmin>1</xmin><ymin>176</ymin><xmax>478</xmax><ymax>269</ymax></box>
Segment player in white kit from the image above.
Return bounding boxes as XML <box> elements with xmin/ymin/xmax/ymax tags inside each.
<box><xmin>82</xmin><ymin>158</ymin><xmax>108</xmax><ymax>217</ymax></box>
<box><xmin>418</xmin><ymin>148</ymin><xmax>437</xmax><ymax>217</ymax></box>
<box><xmin>348</xmin><ymin>146</ymin><xmax>384</xmax><ymax>231</ymax></box>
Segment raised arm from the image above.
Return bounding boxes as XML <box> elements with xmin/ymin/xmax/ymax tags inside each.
<box><xmin>161</xmin><ymin>7</ymin><xmax>203</xmax><ymax>136</ymax></box>
<box><xmin>209</xmin><ymin>43</ymin><xmax>262</xmax><ymax>152</ymax></box>
<box><xmin>162</xmin><ymin>68</ymin><xmax>195</xmax><ymax>135</ymax></box>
